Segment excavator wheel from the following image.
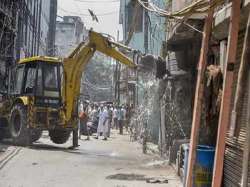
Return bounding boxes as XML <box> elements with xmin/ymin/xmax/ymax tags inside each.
<box><xmin>0</xmin><ymin>118</ymin><xmax>7</xmax><ymax>141</ymax></box>
<box><xmin>49</xmin><ymin>129</ymin><xmax>71</xmax><ymax>144</ymax></box>
<box><xmin>72</xmin><ymin>128</ymin><xmax>79</xmax><ymax>148</ymax></box>
<box><xmin>9</xmin><ymin>104</ymin><xmax>30</xmax><ymax>146</ymax></box>
<box><xmin>0</xmin><ymin>129</ymin><xmax>3</xmax><ymax>141</ymax></box>
<box><xmin>31</xmin><ymin>130</ymin><xmax>43</xmax><ymax>143</ymax></box>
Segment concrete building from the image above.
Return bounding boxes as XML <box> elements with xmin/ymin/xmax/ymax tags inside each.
<box><xmin>0</xmin><ymin>0</ymin><xmax>57</xmax><ymax>92</ymax></box>
<box><xmin>55</xmin><ymin>16</ymin><xmax>88</xmax><ymax>58</ymax></box>
<box><xmin>119</xmin><ymin>0</ymin><xmax>145</xmax><ymax>52</ymax></box>
<box><xmin>55</xmin><ymin>16</ymin><xmax>88</xmax><ymax>100</ymax></box>
<box><xmin>161</xmin><ymin>0</ymin><xmax>250</xmax><ymax>186</ymax></box>
<box><xmin>119</xmin><ymin>0</ymin><xmax>166</xmax><ymax>54</ymax></box>
<box><xmin>119</xmin><ymin>0</ymin><xmax>167</xmax><ymax>144</ymax></box>
<box><xmin>162</xmin><ymin>0</ymin><xmax>203</xmax><ymax>162</ymax></box>
<box><xmin>16</xmin><ymin>0</ymin><xmax>57</xmax><ymax>59</ymax></box>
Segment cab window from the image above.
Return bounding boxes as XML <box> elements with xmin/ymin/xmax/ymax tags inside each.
<box><xmin>10</xmin><ymin>65</ymin><xmax>25</xmax><ymax>95</ymax></box>
<box><xmin>24</xmin><ymin>64</ymin><xmax>37</xmax><ymax>94</ymax></box>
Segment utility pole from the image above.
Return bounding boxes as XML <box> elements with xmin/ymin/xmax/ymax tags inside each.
<box><xmin>118</xmin><ymin>64</ymin><xmax>121</xmax><ymax>105</ymax></box>
<box><xmin>110</xmin><ymin>57</ymin><xmax>114</xmax><ymax>102</ymax></box>
<box><xmin>114</xmin><ymin>30</ymin><xmax>120</xmax><ymax>105</ymax></box>
<box><xmin>126</xmin><ymin>67</ymin><xmax>129</xmax><ymax>106</ymax></box>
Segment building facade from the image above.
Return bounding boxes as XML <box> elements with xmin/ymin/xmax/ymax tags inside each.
<box><xmin>55</xmin><ymin>16</ymin><xmax>88</xmax><ymax>99</ymax></box>
<box><xmin>119</xmin><ymin>0</ymin><xmax>166</xmax><ymax>55</ymax></box>
<box><xmin>162</xmin><ymin>0</ymin><xmax>250</xmax><ymax>185</ymax></box>
<box><xmin>0</xmin><ymin>0</ymin><xmax>57</xmax><ymax>91</ymax></box>
<box><xmin>119</xmin><ymin>0</ymin><xmax>167</xmax><ymax>143</ymax></box>
<box><xmin>55</xmin><ymin>16</ymin><xmax>88</xmax><ymax>58</ymax></box>
<box><xmin>16</xmin><ymin>0</ymin><xmax>57</xmax><ymax>59</ymax></box>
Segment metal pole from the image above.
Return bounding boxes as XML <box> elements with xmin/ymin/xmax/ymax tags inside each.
<box><xmin>126</xmin><ymin>67</ymin><xmax>129</xmax><ymax>106</ymax></box>
<box><xmin>115</xmin><ymin>30</ymin><xmax>120</xmax><ymax>105</ymax></box>
<box><xmin>118</xmin><ymin>64</ymin><xmax>121</xmax><ymax>105</ymax></box>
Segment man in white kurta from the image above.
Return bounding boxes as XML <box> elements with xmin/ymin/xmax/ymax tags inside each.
<box><xmin>96</xmin><ymin>106</ymin><xmax>109</xmax><ymax>140</ymax></box>
<box><xmin>102</xmin><ymin>107</ymin><xmax>109</xmax><ymax>140</ymax></box>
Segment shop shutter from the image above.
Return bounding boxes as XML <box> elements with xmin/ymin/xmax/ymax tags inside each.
<box><xmin>223</xmin><ymin>31</ymin><xmax>248</xmax><ymax>187</ymax></box>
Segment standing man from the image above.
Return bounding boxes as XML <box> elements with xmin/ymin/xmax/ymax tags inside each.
<box><xmin>96</xmin><ymin>105</ymin><xmax>104</xmax><ymax>139</ymax></box>
<box><xmin>85</xmin><ymin>105</ymin><xmax>93</xmax><ymax>140</ymax></box>
<box><xmin>78</xmin><ymin>100</ymin><xmax>83</xmax><ymax>139</ymax></box>
<box><xmin>102</xmin><ymin>106</ymin><xmax>109</xmax><ymax>140</ymax></box>
<box><xmin>117</xmin><ymin>106</ymin><xmax>123</xmax><ymax>135</ymax></box>
<box><xmin>78</xmin><ymin>101</ymin><xmax>88</xmax><ymax>139</ymax></box>
<box><xmin>89</xmin><ymin>105</ymin><xmax>99</xmax><ymax>134</ymax></box>
<box><xmin>107</xmin><ymin>105</ymin><xmax>112</xmax><ymax>137</ymax></box>
<box><xmin>112</xmin><ymin>106</ymin><xmax>118</xmax><ymax>129</ymax></box>
<box><xmin>121</xmin><ymin>106</ymin><xmax>127</xmax><ymax>132</ymax></box>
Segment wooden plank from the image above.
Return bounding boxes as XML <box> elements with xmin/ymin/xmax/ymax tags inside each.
<box><xmin>185</xmin><ymin>2</ymin><xmax>214</xmax><ymax>187</ymax></box>
<box><xmin>212</xmin><ymin>1</ymin><xmax>241</xmax><ymax>186</ymax></box>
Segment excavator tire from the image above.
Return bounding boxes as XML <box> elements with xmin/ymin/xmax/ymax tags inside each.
<box><xmin>0</xmin><ymin>129</ymin><xmax>3</xmax><ymax>141</ymax></box>
<box><xmin>0</xmin><ymin>118</ymin><xmax>6</xmax><ymax>141</ymax></box>
<box><xmin>31</xmin><ymin>130</ymin><xmax>42</xmax><ymax>143</ymax></box>
<box><xmin>49</xmin><ymin>129</ymin><xmax>71</xmax><ymax>144</ymax></box>
<box><xmin>9</xmin><ymin>104</ymin><xmax>30</xmax><ymax>146</ymax></box>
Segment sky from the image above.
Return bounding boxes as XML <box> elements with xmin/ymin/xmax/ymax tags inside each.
<box><xmin>57</xmin><ymin>0</ymin><xmax>122</xmax><ymax>40</ymax></box>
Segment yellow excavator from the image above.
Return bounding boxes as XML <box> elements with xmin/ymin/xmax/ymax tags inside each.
<box><xmin>0</xmin><ymin>30</ymin><xmax>137</xmax><ymax>147</ymax></box>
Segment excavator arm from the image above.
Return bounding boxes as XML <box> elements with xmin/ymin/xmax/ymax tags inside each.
<box><xmin>62</xmin><ymin>30</ymin><xmax>136</xmax><ymax>123</ymax></box>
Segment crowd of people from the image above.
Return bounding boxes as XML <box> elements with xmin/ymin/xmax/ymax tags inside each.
<box><xmin>78</xmin><ymin>101</ymin><xmax>132</xmax><ymax>141</ymax></box>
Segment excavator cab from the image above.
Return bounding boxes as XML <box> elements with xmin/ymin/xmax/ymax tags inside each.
<box><xmin>8</xmin><ymin>58</ymin><xmax>63</xmax><ymax>106</ymax></box>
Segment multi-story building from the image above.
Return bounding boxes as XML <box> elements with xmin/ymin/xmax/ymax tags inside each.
<box><xmin>119</xmin><ymin>0</ymin><xmax>166</xmax><ymax>143</ymax></box>
<box><xmin>55</xmin><ymin>16</ymin><xmax>88</xmax><ymax>100</ymax></box>
<box><xmin>161</xmin><ymin>0</ymin><xmax>250</xmax><ymax>186</ymax></box>
<box><xmin>118</xmin><ymin>0</ymin><xmax>145</xmax><ymax>107</ymax></box>
<box><xmin>119</xmin><ymin>0</ymin><xmax>166</xmax><ymax>55</ymax></box>
<box><xmin>0</xmin><ymin>0</ymin><xmax>57</xmax><ymax>92</ymax></box>
<box><xmin>16</xmin><ymin>0</ymin><xmax>57</xmax><ymax>59</ymax></box>
<box><xmin>55</xmin><ymin>16</ymin><xmax>88</xmax><ymax>58</ymax></box>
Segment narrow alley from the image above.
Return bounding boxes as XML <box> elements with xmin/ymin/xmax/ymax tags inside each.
<box><xmin>2</xmin><ymin>0</ymin><xmax>250</xmax><ymax>186</ymax></box>
<box><xmin>0</xmin><ymin>131</ymin><xmax>181</xmax><ymax>187</ymax></box>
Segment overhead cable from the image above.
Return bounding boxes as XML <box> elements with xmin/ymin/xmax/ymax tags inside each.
<box><xmin>58</xmin><ymin>7</ymin><xmax>118</xmax><ymax>16</ymax></box>
<box><xmin>137</xmin><ymin>0</ymin><xmax>225</xmax><ymax>20</ymax></box>
<box><xmin>74</xmin><ymin>0</ymin><xmax>119</xmax><ymax>3</ymax></box>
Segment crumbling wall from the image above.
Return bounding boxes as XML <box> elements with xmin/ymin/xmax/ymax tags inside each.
<box><xmin>162</xmin><ymin>73</ymin><xmax>192</xmax><ymax>150</ymax></box>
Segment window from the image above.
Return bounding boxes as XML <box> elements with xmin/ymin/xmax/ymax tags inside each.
<box><xmin>43</xmin><ymin>63</ymin><xmax>60</xmax><ymax>98</ymax></box>
<box><xmin>60</xmin><ymin>65</ymin><xmax>64</xmax><ymax>94</ymax></box>
<box><xmin>11</xmin><ymin>66</ymin><xmax>24</xmax><ymax>95</ymax></box>
<box><xmin>44</xmin><ymin>64</ymin><xmax>58</xmax><ymax>90</ymax></box>
<box><xmin>126</xmin><ymin>1</ymin><xmax>143</xmax><ymax>33</ymax></box>
<box><xmin>24</xmin><ymin>65</ymin><xmax>37</xmax><ymax>94</ymax></box>
<box><xmin>36</xmin><ymin>65</ymin><xmax>43</xmax><ymax>96</ymax></box>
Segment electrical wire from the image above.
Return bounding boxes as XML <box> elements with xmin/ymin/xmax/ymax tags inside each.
<box><xmin>58</xmin><ymin>7</ymin><xmax>118</xmax><ymax>16</ymax></box>
<box><xmin>74</xmin><ymin>0</ymin><xmax>119</xmax><ymax>3</ymax></box>
<box><xmin>183</xmin><ymin>21</ymin><xmax>203</xmax><ymax>34</ymax></box>
<box><xmin>137</xmin><ymin>0</ymin><xmax>225</xmax><ymax>20</ymax></box>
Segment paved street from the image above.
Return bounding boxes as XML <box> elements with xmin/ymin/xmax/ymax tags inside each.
<box><xmin>0</xmin><ymin>131</ymin><xmax>181</xmax><ymax>187</ymax></box>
